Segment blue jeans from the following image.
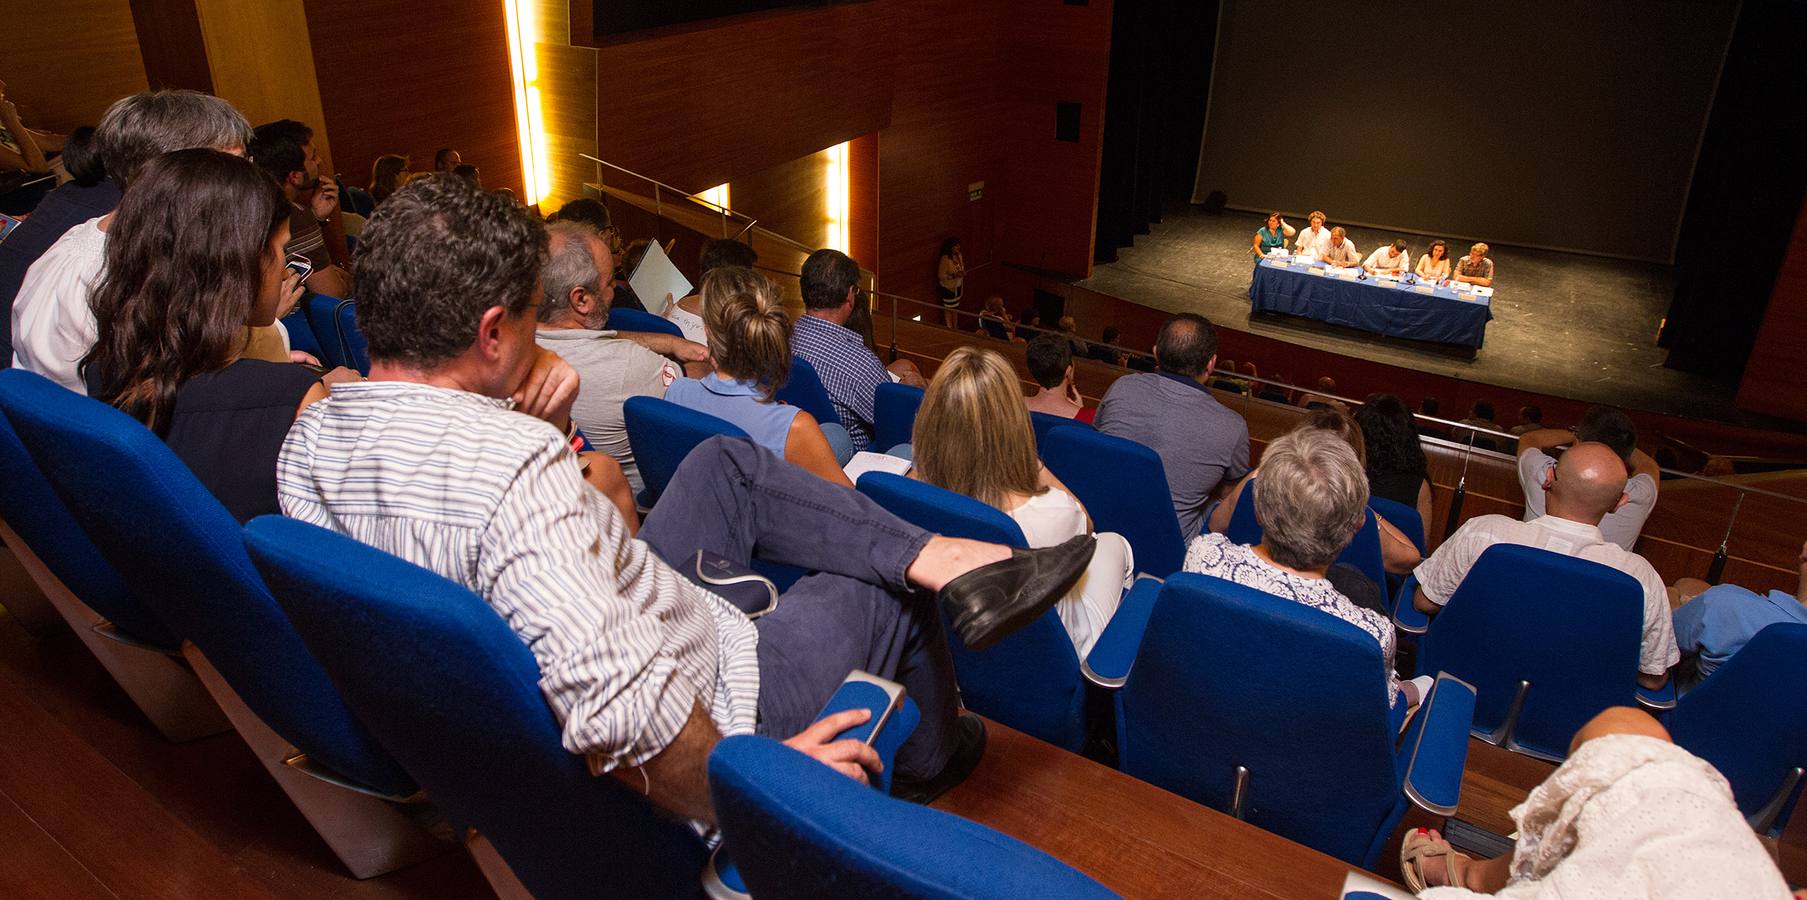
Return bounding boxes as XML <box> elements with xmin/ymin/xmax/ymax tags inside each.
<box><xmin>638</xmin><ymin>436</ymin><xmax>962</xmax><ymax>780</ymax></box>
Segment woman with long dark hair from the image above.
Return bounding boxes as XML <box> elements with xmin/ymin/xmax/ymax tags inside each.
<box><xmin>1355</xmin><ymin>392</ymin><xmax>1434</xmax><ymax>529</ymax></box>
<box><xmin>82</xmin><ymin>147</ymin><xmax>334</xmax><ymax>522</ymax></box>
<box><xmin>367</xmin><ymin>153</ymin><xmax>409</xmax><ymax>204</ymax></box>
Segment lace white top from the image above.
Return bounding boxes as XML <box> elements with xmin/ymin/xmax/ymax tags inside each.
<box><xmin>1423</xmin><ymin>734</ymin><xmax>1790</xmax><ymax>899</ymax></box>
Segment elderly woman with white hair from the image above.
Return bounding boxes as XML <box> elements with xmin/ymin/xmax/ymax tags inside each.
<box><xmin>1182</xmin><ymin>427</ymin><xmax>1433</xmax><ymax>710</ymax></box>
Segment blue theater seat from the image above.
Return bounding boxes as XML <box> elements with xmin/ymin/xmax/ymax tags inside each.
<box><xmin>1029</xmin><ymin>409</ymin><xmax>1091</xmax><ymax>451</ymax></box>
<box><xmin>773</xmin><ymin>355</ymin><xmax>841</xmax><ymax>426</ymax></box>
<box><xmin>1412</xmin><ymin>544</ymin><xmax>1644</xmax><ymax>761</ymax></box>
<box><xmin>1040</xmin><ymin>425</ymin><xmax>1186</xmax><ymax>577</ymax></box>
<box><xmin>246</xmin><ymin>515</ymin><xmax>708</xmax><ymax>898</ymax></box>
<box><xmin>1104</xmin><ymin>573</ymin><xmax>1475</xmax><ymax>868</ymax></box>
<box><xmin>1224</xmin><ymin>477</ymin><xmax>1388</xmax><ymax>591</ymax></box>
<box><xmin>873</xmin><ymin>381</ymin><xmax>925</xmax><ymax>452</ymax></box>
<box><xmin>606</xmin><ymin>306</ymin><xmax>685</xmax><ymax>338</ymax></box>
<box><xmin>709</xmin><ymin>734</ymin><xmax>1119</xmax><ymax>899</ymax></box>
<box><xmin>0</xmin><ymin>369</ymin><xmax>440</xmax><ymax>878</ymax></box>
<box><xmin>623</xmin><ymin>395</ymin><xmax>750</xmax><ymax>507</ymax></box>
<box><xmin>301</xmin><ymin>292</ymin><xmax>370</xmax><ymax>374</ymax></box>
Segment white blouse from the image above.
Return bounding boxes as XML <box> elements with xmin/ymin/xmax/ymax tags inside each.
<box><xmin>1006</xmin><ymin>488</ymin><xmax>1133</xmax><ymax>657</ymax></box>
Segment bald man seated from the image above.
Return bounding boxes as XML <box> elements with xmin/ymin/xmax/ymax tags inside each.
<box><xmin>1410</xmin><ymin>442</ymin><xmax>1679</xmax><ymax>690</ymax></box>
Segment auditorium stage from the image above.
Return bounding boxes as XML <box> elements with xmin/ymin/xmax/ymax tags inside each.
<box><xmin>1078</xmin><ymin>206</ymin><xmax>1734</xmax><ymax>421</ymax></box>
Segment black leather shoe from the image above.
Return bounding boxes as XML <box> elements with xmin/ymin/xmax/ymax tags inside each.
<box><xmin>937</xmin><ymin>534</ymin><xmax>1095</xmax><ymax>651</ymax></box>
<box><xmin>891</xmin><ymin>713</ymin><xmax>986</xmax><ymax>805</ymax></box>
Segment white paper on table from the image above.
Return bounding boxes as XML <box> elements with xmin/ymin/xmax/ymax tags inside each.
<box><xmin>1309</xmin><ymin>266</ymin><xmax>1329</xmax><ymax>276</ymax></box>
<box><xmin>628</xmin><ymin>240</ymin><xmax>693</xmax><ymax>310</ymax></box>
<box><xmin>1476</xmin><ymin>286</ymin><xmax>1495</xmax><ymax>298</ymax></box>
<box><xmin>1376</xmin><ymin>279</ymin><xmax>1400</xmax><ymax>288</ymax></box>
<box><xmin>843</xmin><ymin>451</ymin><xmax>912</xmax><ymax>482</ymax></box>
<box><xmin>1335</xmin><ymin>268</ymin><xmax>1359</xmax><ymax>279</ymax></box>
<box><xmin>1272</xmin><ymin>259</ymin><xmax>1292</xmax><ymax>268</ymax></box>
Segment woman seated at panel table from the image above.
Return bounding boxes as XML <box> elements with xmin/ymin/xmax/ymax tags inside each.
<box><xmin>663</xmin><ymin>265</ymin><xmax>854</xmax><ymax>486</ymax></box>
<box><xmin>911</xmin><ymin>346</ymin><xmax>1134</xmax><ymax>656</ymax></box>
<box><xmin>1362</xmin><ymin>239</ymin><xmax>1412</xmax><ymax>276</ymax></box>
<box><xmin>1185</xmin><ymin>427</ymin><xmax>1433</xmax><ymax>714</ymax></box>
<box><xmin>1453</xmin><ymin>241</ymin><xmax>1495</xmax><ymax>287</ymax></box>
<box><xmin>1250</xmin><ymin>211</ymin><xmax>1296</xmax><ymax>259</ymax></box>
<box><xmin>1415</xmin><ymin>239</ymin><xmax>1452</xmax><ymax>282</ymax></box>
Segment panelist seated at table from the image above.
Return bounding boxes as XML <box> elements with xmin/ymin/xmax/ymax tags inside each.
<box><xmin>1292</xmin><ymin>210</ymin><xmax>1332</xmax><ymax>258</ymax></box>
<box><xmin>1416</xmin><ymin>239</ymin><xmax>1452</xmax><ymax>282</ymax></box>
<box><xmin>1362</xmin><ymin>239</ymin><xmax>1412</xmax><ymax>276</ymax></box>
<box><xmin>1318</xmin><ymin>227</ymin><xmax>1362</xmax><ymax>268</ymax></box>
<box><xmin>1250</xmin><ymin>211</ymin><xmax>1296</xmax><ymax>259</ymax></box>
<box><xmin>1453</xmin><ymin>241</ymin><xmax>1495</xmax><ymax>287</ymax></box>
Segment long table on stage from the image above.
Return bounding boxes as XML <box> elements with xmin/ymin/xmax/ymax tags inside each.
<box><xmin>1249</xmin><ymin>258</ymin><xmax>1494</xmax><ymax>348</ymax></box>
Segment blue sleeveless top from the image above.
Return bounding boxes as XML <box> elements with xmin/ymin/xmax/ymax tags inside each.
<box><xmin>664</xmin><ymin>373</ymin><xmax>801</xmax><ymax>457</ymax></box>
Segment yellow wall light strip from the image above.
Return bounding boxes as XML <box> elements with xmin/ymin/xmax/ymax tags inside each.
<box><xmin>824</xmin><ymin>142</ymin><xmax>850</xmax><ymax>252</ymax></box>
<box><xmin>503</xmin><ymin>0</ymin><xmax>551</xmax><ymax>206</ymax></box>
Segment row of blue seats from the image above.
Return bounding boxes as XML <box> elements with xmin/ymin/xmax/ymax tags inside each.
<box><xmin>0</xmin><ymin>367</ymin><xmax>1135</xmax><ymax>898</ymax></box>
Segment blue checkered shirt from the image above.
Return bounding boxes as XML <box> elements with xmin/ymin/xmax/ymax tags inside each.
<box><xmin>791</xmin><ymin>314</ymin><xmax>889</xmax><ymax>450</ymax></box>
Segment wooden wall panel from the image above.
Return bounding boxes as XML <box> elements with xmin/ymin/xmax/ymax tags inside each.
<box><xmin>726</xmin><ymin>147</ymin><xmax>834</xmax><ymax>257</ymax></box>
<box><xmin>593</xmin><ymin>3</ymin><xmax>897</xmax><ymax>194</ymax></box>
<box><xmin>1736</xmin><ymin>196</ymin><xmax>1807</xmax><ymax>422</ymax></box>
<box><xmin>194</xmin><ymin>0</ymin><xmax>335</xmax><ymax>171</ymax></box>
<box><xmin>302</xmin><ymin>0</ymin><xmax>523</xmax><ymax>197</ymax></box>
<box><xmin>0</xmin><ymin>0</ymin><xmax>147</xmax><ymax>133</ymax></box>
<box><xmin>536</xmin><ymin>0</ymin><xmax>599</xmax><ymax>210</ymax></box>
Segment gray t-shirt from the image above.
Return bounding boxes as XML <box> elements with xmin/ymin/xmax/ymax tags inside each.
<box><xmin>535</xmin><ymin>328</ymin><xmax>679</xmax><ymax>494</ymax></box>
<box><xmin>1517</xmin><ymin>447</ymin><xmax>1657</xmax><ymax>552</ymax></box>
<box><xmin>1094</xmin><ymin>372</ymin><xmax>1251</xmax><ymax>538</ymax></box>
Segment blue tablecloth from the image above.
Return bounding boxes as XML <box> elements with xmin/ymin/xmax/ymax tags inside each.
<box><xmin>1248</xmin><ymin>259</ymin><xmax>1494</xmax><ymax>348</ymax></box>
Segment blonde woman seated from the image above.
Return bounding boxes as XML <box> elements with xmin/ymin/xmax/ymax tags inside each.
<box><xmin>1208</xmin><ymin>407</ymin><xmax>1423</xmax><ymax>578</ymax></box>
<box><xmin>662</xmin><ymin>266</ymin><xmax>853</xmax><ymax>487</ymax></box>
<box><xmin>912</xmin><ymin>346</ymin><xmax>1134</xmax><ymax>656</ymax></box>
<box><xmin>1187</xmin><ymin>428</ymin><xmax>1433</xmax><ymax>711</ymax></box>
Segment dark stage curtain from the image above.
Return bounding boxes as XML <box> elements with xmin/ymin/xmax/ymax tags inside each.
<box><xmin>1662</xmin><ymin>2</ymin><xmax>1807</xmax><ymax>380</ymax></box>
<box><xmin>1094</xmin><ymin>2</ymin><xmax>1217</xmax><ymax>264</ymax></box>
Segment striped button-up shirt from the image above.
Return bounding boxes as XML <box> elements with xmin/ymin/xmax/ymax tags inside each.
<box><xmin>790</xmin><ymin>313</ymin><xmax>889</xmax><ymax>450</ymax></box>
<box><xmin>277</xmin><ymin>381</ymin><xmax>759</xmax><ymax>770</ymax></box>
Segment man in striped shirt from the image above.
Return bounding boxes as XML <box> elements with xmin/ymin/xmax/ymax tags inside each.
<box><xmin>278</xmin><ymin>176</ymin><xmax>1093</xmax><ymax>823</ymax></box>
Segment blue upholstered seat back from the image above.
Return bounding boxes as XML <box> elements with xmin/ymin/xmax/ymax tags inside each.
<box><xmin>0</xmin><ymin>402</ymin><xmax>175</xmax><ymax>646</ymax></box>
<box><xmin>773</xmin><ymin>355</ymin><xmax>841</xmax><ymax>426</ymax></box>
<box><xmin>0</xmin><ymin>369</ymin><xmax>412</xmax><ymax>795</ymax></box>
<box><xmin>1116</xmin><ymin>573</ymin><xmax>1404</xmax><ymax>867</ymax></box>
<box><xmin>1367</xmin><ymin>496</ymin><xmax>1425</xmax><ymax>553</ymax></box>
<box><xmin>872</xmin><ymin>381</ymin><xmax>924</xmax><ymax>452</ymax></box>
<box><xmin>623</xmin><ymin>395</ymin><xmax>750</xmax><ymax>506</ymax></box>
<box><xmin>1029</xmin><ymin>410</ymin><xmax>1091</xmax><ymax>451</ymax></box>
<box><xmin>855</xmin><ymin>472</ymin><xmax>1089</xmax><ymax>750</ymax></box>
<box><xmin>1667</xmin><ymin>622</ymin><xmax>1807</xmax><ymax>830</ymax></box>
<box><xmin>606</xmin><ymin>306</ymin><xmax>684</xmax><ymax>338</ymax></box>
<box><xmin>246</xmin><ymin>516</ymin><xmax>706</xmax><ymax>898</ymax></box>
<box><xmin>1040</xmin><ymin>425</ymin><xmax>1185</xmax><ymax>577</ymax></box>
<box><xmin>709</xmin><ymin>734</ymin><xmax>1118</xmax><ymax>900</ymax></box>
<box><xmin>1225</xmin><ymin>477</ymin><xmax>1388</xmax><ymax>590</ymax></box>
<box><xmin>1417</xmin><ymin>544</ymin><xmax>1642</xmax><ymax>759</ymax></box>
<box><xmin>303</xmin><ymin>293</ymin><xmax>369</xmax><ymax>374</ymax></box>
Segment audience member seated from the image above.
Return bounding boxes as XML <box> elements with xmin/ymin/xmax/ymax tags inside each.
<box><xmin>1415</xmin><ymin>238</ymin><xmax>1451</xmax><ymax>281</ymax></box>
<box><xmin>1095</xmin><ymin>313</ymin><xmax>1250</xmax><ymax>538</ymax></box>
<box><xmin>1401</xmin><ymin>707</ymin><xmax>1788</xmax><ymax>896</ymax></box>
<box><xmin>1355</xmin><ymin>393</ymin><xmax>1435</xmax><ymax>529</ymax></box>
<box><xmin>1252</xmin><ymin>363</ymin><xmax>1291</xmax><ymax>403</ymax></box>
<box><xmin>1055</xmin><ymin>315</ymin><xmax>1088</xmax><ymax>358</ymax></box>
<box><xmin>1208</xmin><ymin>356</ymin><xmax>1250</xmax><ymax>394</ymax></box>
<box><xmin>0</xmin><ymin>79</ymin><xmax>59</xmax><ymax>175</ymax></box>
<box><xmin>81</xmin><ymin>149</ymin><xmax>342</xmax><ymax>522</ymax></box>
<box><xmin>1666</xmin><ymin>539</ymin><xmax>1806</xmax><ymax>689</ymax></box>
<box><xmin>451</xmin><ymin>162</ymin><xmax>481</xmax><ymax>187</ymax></box>
<box><xmin>662</xmin><ymin>237</ymin><xmax>755</xmax><ymax>345</ymax></box>
<box><xmin>367</xmin><ymin>153</ymin><xmax>408</xmax><ymax>204</ymax></box>
<box><xmin>1250</xmin><ymin>211</ymin><xmax>1295</xmax><ymax>258</ymax></box>
<box><xmin>13</xmin><ymin>90</ymin><xmax>252</xmax><ymax>393</ymax></box>
<box><xmin>1415</xmin><ymin>396</ymin><xmax>1452</xmax><ymax>440</ymax></box>
<box><xmin>1086</xmin><ymin>325</ymin><xmax>1126</xmax><ymax>365</ymax></box>
<box><xmin>533</xmin><ymin>221</ymin><xmax>684</xmax><ymax>497</ymax></box>
<box><xmin>1453</xmin><ymin>241</ymin><xmax>1495</xmax><ymax>287</ymax></box>
<box><xmin>1515</xmin><ymin>405</ymin><xmax>1659</xmax><ymax>553</ymax></box>
<box><xmin>975</xmin><ymin>295</ymin><xmax>1021</xmax><ymax>342</ymax></box>
<box><xmin>1185</xmin><ymin>429</ymin><xmax>1431</xmax><ymax>710</ymax></box>
<box><xmin>278</xmin><ymin>175</ymin><xmax>1099</xmax><ymax>817</ymax></box>
<box><xmin>433</xmin><ymin>147</ymin><xmax>461</xmax><ymax>174</ymax></box>
<box><xmin>1363</xmin><ymin>239</ymin><xmax>1411</xmax><ymax>276</ymax></box>
<box><xmin>911</xmin><ymin>346</ymin><xmax>1133</xmax><ymax>655</ymax></box>
<box><xmin>665</xmin><ymin>266</ymin><xmax>852</xmax><ymax>486</ymax></box>
<box><xmin>792</xmin><ymin>247</ymin><xmax>923</xmax><ymax>451</ymax></box>
<box><xmin>610</xmin><ymin>238</ymin><xmax>653</xmax><ymax>314</ymax></box>
<box><xmin>247</xmin><ymin>119</ymin><xmax>352</xmax><ymax>297</ymax></box>
<box><xmin>1411</xmin><ymin>442</ymin><xmax>1679</xmax><ymax>690</ymax></box>
<box><xmin>1320</xmin><ymin>227</ymin><xmax>1361</xmax><ymax>268</ymax></box>
<box><xmin>0</xmin><ymin>125</ymin><xmax>117</xmax><ymax>362</ymax></box>
<box><xmin>1297</xmin><ymin>375</ymin><xmax>1342</xmax><ymax>410</ymax></box>
<box><xmin>1022</xmin><ymin>332</ymin><xmax>1093</xmax><ymax>422</ymax></box>
<box><xmin>1454</xmin><ymin>400</ymin><xmax>1503</xmax><ymax>451</ymax></box>
<box><xmin>1509</xmin><ymin>403</ymin><xmax>1543</xmax><ymax>436</ymax></box>
<box><xmin>1293</xmin><ymin>210</ymin><xmax>1331</xmax><ymax>258</ymax></box>
<box><xmin>1209</xmin><ymin>408</ymin><xmax>1422</xmax><ymax>577</ymax></box>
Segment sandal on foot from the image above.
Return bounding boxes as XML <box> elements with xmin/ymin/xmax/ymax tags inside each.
<box><xmin>1400</xmin><ymin>828</ymin><xmax>1473</xmax><ymax>892</ymax></box>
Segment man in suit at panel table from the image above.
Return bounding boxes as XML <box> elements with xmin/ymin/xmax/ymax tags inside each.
<box><xmin>1094</xmin><ymin>313</ymin><xmax>1251</xmax><ymax>539</ymax></box>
